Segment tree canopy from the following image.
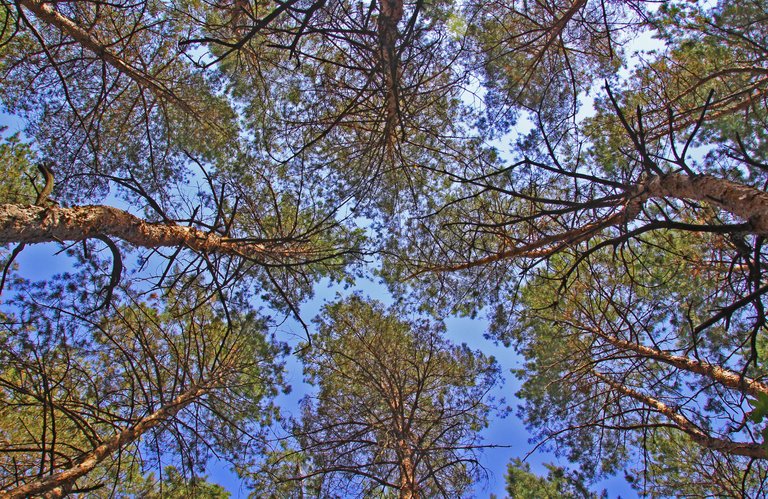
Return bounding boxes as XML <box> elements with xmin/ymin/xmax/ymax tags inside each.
<box><xmin>252</xmin><ymin>296</ymin><xmax>503</xmax><ymax>498</ymax></box>
<box><xmin>0</xmin><ymin>0</ymin><xmax>767</xmax><ymax>495</ymax></box>
<box><xmin>504</xmin><ymin>458</ymin><xmax>604</xmax><ymax>499</ymax></box>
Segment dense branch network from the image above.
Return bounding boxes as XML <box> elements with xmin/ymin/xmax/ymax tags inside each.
<box><xmin>0</xmin><ymin>0</ymin><xmax>767</xmax><ymax>494</ymax></box>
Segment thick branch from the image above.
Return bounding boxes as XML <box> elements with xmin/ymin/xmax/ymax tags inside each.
<box><xmin>595</xmin><ymin>372</ymin><xmax>768</xmax><ymax>459</ymax></box>
<box><xmin>0</xmin><ymin>382</ymin><xmax>212</xmax><ymax>498</ymax></box>
<box><xmin>592</xmin><ymin>330</ymin><xmax>768</xmax><ymax>398</ymax></box>
<box><xmin>408</xmin><ymin>203</ymin><xmax>639</xmax><ymax>278</ymax></box>
<box><xmin>413</xmin><ymin>172</ymin><xmax>768</xmax><ymax>276</ymax></box>
<box><xmin>643</xmin><ymin>173</ymin><xmax>768</xmax><ymax>235</ymax></box>
<box><xmin>0</xmin><ymin>204</ymin><xmax>303</xmax><ymax>261</ymax></box>
<box><xmin>535</xmin><ymin>0</ymin><xmax>588</xmax><ymax>64</ymax></box>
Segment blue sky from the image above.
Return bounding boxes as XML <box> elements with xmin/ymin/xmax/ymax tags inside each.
<box><xmin>8</xmin><ymin>240</ymin><xmax>638</xmax><ymax>497</ymax></box>
<box><xmin>0</xmin><ymin>100</ymin><xmax>640</xmax><ymax>498</ymax></box>
<box><xmin>200</xmin><ymin>273</ymin><xmax>638</xmax><ymax>498</ymax></box>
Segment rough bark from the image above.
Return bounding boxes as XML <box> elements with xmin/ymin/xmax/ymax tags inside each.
<box><xmin>0</xmin><ymin>204</ymin><xmax>304</xmax><ymax>261</ymax></box>
<box><xmin>642</xmin><ymin>173</ymin><xmax>768</xmax><ymax>235</ymax></box>
<box><xmin>0</xmin><ymin>382</ymin><xmax>212</xmax><ymax>498</ymax></box>
<box><xmin>593</xmin><ymin>329</ymin><xmax>768</xmax><ymax>399</ymax></box>
<box><xmin>415</xmin><ymin>172</ymin><xmax>768</xmax><ymax>275</ymax></box>
<box><xmin>595</xmin><ymin>372</ymin><xmax>768</xmax><ymax>459</ymax></box>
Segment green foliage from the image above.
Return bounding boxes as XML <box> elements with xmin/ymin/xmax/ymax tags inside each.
<box><xmin>0</xmin><ymin>280</ymin><xmax>287</xmax><ymax>493</ymax></box>
<box><xmin>465</xmin><ymin>0</ymin><xmax>631</xmax><ymax>133</ymax></box>
<box><xmin>0</xmin><ymin>129</ymin><xmax>36</xmax><ymax>203</ymax></box>
<box><xmin>251</xmin><ymin>296</ymin><xmax>504</xmax><ymax>497</ymax></box>
<box><xmin>1</xmin><ymin>0</ymin><xmax>768</xmax><ymax>495</ymax></box>
<box><xmin>496</xmin><ymin>227</ymin><xmax>768</xmax><ymax>488</ymax></box>
<box><xmin>505</xmin><ymin>458</ymin><xmax>603</xmax><ymax>499</ymax></box>
<box><xmin>143</xmin><ymin>466</ymin><xmax>231</xmax><ymax>499</ymax></box>
<box><xmin>626</xmin><ymin>429</ymin><xmax>768</xmax><ymax>497</ymax></box>
<box><xmin>748</xmin><ymin>394</ymin><xmax>768</xmax><ymax>425</ymax></box>
<box><xmin>103</xmin><ymin>465</ymin><xmax>230</xmax><ymax>498</ymax></box>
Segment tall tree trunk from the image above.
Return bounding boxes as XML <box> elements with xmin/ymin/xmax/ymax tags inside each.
<box><xmin>397</xmin><ymin>442</ymin><xmax>418</xmax><ymax>499</ymax></box>
<box><xmin>377</xmin><ymin>0</ymin><xmax>404</xmax><ymax>151</ymax></box>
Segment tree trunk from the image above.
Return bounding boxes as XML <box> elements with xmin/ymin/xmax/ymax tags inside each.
<box><xmin>398</xmin><ymin>444</ymin><xmax>418</xmax><ymax>499</ymax></box>
<box><xmin>595</xmin><ymin>371</ymin><xmax>768</xmax><ymax>459</ymax></box>
<box><xmin>415</xmin><ymin>172</ymin><xmax>768</xmax><ymax>275</ymax></box>
<box><xmin>377</xmin><ymin>0</ymin><xmax>404</xmax><ymax>151</ymax></box>
<box><xmin>0</xmin><ymin>382</ymin><xmax>212</xmax><ymax>498</ymax></box>
<box><xmin>0</xmin><ymin>204</ymin><xmax>303</xmax><ymax>262</ymax></box>
<box><xmin>17</xmin><ymin>0</ymin><xmax>193</xmax><ymax>114</ymax></box>
<box><xmin>591</xmin><ymin>329</ymin><xmax>768</xmax><ymax>398</ymax></box>
<box><xmin>642</xmin><ymin>173</ymin><xmax>768</xmax><ymax>235</ymax></box>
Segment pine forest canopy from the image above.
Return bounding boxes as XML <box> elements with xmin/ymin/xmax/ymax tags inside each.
<box><xmin>0</xmin><ymin>0</ymin><xmax>765</xmax><ymax>496</ymax></box>
<box><xmin>250</xmin><ymin>296</ymin><xmax>504</xmax><ymax>497</ymax></box>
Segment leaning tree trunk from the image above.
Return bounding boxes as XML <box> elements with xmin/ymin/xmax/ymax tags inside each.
<box><xmin>416</xmin><ymin>172</ymin><xmax>768</xmax><ymax>275</ymax></box>
<box><xmin>0</xmin><ymin>204</ymin><xmax>304</xmax><ymax>261</ymax></box>
<box><xmin>590</xmin><ymin>328</ymin><xmax>768</xmax><ymax>399</ymax></box>
<box><xmin>641</xmin><ymin>173</ymin><xmax>768</xmax><ymax>234</ymax></box>
<box><xmin>0</xmin><ymin>382</ymin><xmax>213</xmax><ymax>498</ymax></box>
<box><xmin>594</xmin><ymin>372</ymin><xmax>768</xmax><ymax>460</ymax></box>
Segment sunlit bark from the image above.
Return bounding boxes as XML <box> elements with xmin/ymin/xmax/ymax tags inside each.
<box><xmin>0</xmin><ymin>204</ymin><xmax>306</xmax><ymax>261</ymax></box>
<box><xmin>594</xmin><ymin>372</ymin><xmax>768</xmax><ymax>460</ymax></box>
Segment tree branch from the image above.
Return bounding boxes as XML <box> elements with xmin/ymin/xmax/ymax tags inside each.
<box><xmin>0</xmin><ymin>381</ymin><xmax>215</xmax><ymax>498</ymax></box>
<box><xmin>0</xmin><ymin>203</ymin><xmax>311</xmax><ymax>263</ymax></box>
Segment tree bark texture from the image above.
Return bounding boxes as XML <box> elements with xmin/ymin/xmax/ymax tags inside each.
<box><xmin>641</xmin><ymin>173</ymin><xmax>768</xmax><ymax>235</ymax></box>
<box><xmin>377</xmin><ymin>0</ymin><xmax>403</xmax><ymax>150</ymax></box>
<box><xmin>0</xmin><ymin>204</ymin><xmax>300</xmax><ymax>261</ymax></box>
